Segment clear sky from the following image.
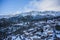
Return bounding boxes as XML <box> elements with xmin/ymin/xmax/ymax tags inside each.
<box><xmin>0</xmin><ymin>0</ymin><xmax>31</xmax><ymax>15</ymax></box>
<box><xmin>0</xmin><ymin>0</ymin><xmax>60</xmax><ymax>15</ymax></box>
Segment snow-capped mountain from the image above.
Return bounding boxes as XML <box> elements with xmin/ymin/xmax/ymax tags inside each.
<box><xmin>10</xmin><ymin>11</ymin><xmax>60</xmax><ymax>21</ymax></box>
<box><xmin>0</xmin><ymin>11</ymin><xmax>60</xmax><ymax>24</ymax></box>
<box><xmin>0</xmin><ymin>11</ymin><xmax>60</xmax><ymax>19</ymax></box>
<box><xmin>0</xmin><ymin>15</ymin><xmax>14</xmax><ymax>19</ymax></box>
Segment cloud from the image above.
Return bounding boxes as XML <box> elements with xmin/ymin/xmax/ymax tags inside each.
<box><xmin>21</xmin><ymin>0</ymin><xmax>60</xmax><ymax>12</ymax></box>
<box><xmin>40</xmin><ymin>0</ymin><xmax>60</xmax><ymax>11</ymax></box>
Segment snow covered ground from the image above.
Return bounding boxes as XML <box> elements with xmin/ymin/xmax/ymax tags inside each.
<box><xmin>1</xmin><ymin>21</ymin><xmax>59</xmax><ymax>40</ymax></box>
<box><xmin>0</xmin><ymin>16</ymin><xmax>60</xmax><ymax>40</ymax></box>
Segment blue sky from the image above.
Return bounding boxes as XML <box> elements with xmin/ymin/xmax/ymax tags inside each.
<box><xmin>0</xmin><ymin>0</ymin><xmax>31</xmax><ymax>15</ymax></box>
<box><xmin>0</xmin><ymin>0</ymin><xmax>60</xmax><ymax>15</ymax></box>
